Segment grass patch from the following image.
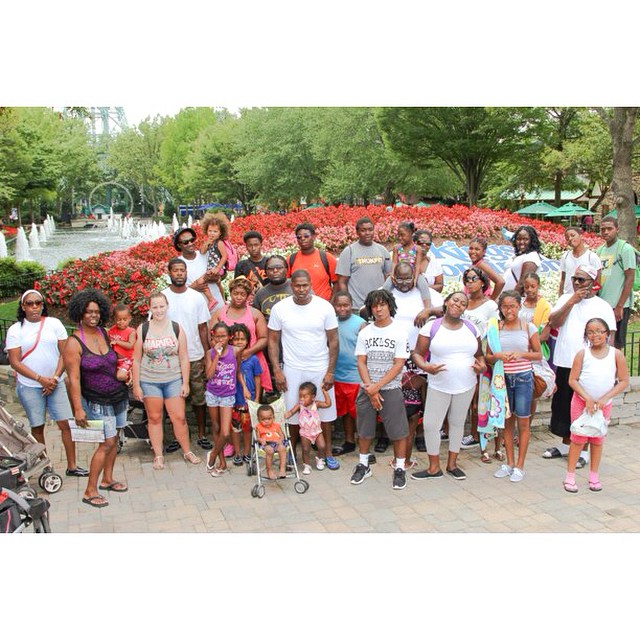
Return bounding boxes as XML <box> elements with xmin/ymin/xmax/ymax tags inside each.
<box><xmin>0</xmin><ymin>299</ymin><xmax>18</xmax><ymax>322</ymax></box>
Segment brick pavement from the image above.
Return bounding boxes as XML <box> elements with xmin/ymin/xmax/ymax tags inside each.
<box><xmin>6</xmin><ymin>396</ymin><xmax>639</xmax><ymax>533</ymax></box>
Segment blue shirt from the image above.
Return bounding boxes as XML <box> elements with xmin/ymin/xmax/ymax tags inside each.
<box><xmin>235</xmin><ymin>354</ymin><xmax>262</xmax><ymax>406</ymax></box>
<box><xmin>335</xmin><ymin>314</ymin><xmax>366</xmax><ymax>383</ymax></box>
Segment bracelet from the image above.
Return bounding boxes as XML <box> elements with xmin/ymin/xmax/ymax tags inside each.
<box><xmin>35</xmin><ymin>374</ymin><xmax>41</xmax><ymax>382</ymax></box>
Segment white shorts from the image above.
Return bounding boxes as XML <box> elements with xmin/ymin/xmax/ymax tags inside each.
<box><xmin>282</xmin><ymin>365</ymin><xmax>337</xmax><ymax>424</ymax></box>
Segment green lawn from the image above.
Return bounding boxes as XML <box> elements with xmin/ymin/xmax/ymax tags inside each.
<box><xmin>0</xmin><ymin>300</ymin><xmax>18</xmax><ymax>322</ymax></box>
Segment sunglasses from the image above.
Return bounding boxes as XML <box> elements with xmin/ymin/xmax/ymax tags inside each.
<box><xmin>464</xmin><ymin>275</ymin><xmax>479</xmax><ymax>283</ymax></box>
<box><xmin>179</xmin><ymin>237</ymin><xmax>196</xmax><ymax>245</ymax></box>
<box><xmin>296</xmin><ymin>234</ymin><xmax>312</xmax><ymax>240</ymax></box>
<box><xmin>571</xmin><ymin>276</ymin><xmax>591</xmax><ymax>284</ymax></box>
<box><xmin>23</xmin><ymin>300</ymin><xmax>43</xmax><ymax>307</ymax></box>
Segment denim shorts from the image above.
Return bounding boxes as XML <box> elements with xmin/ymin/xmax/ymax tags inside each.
<box><xmin>505</xmin><ymin>370</ymin><xmax>533</xmax><ymax>418</ymax></box>
<box><xmin>140</xmin><ymin>378</ymin><xmax>182</xmax><ymax>399</ymax></box>
<box><xmin>16</xmin><ymin>381</ymin><xmax>73</xmax><ymax>428</ymax></box>
<box><xmin>81</xmin><ymin>398</ymin><xmax>128</xmax><ymax>439</ymax></box>
<box><xmin>205</xmin><ymin>391</ymin><xmax>235</xmax><ymax>408</ymax></box>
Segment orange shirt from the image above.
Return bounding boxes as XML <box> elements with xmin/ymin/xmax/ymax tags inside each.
<box><xmin>256</xmin><ymin>422</ymin><xmax>284</xmax><ymax>442</ymax></box>
<box><xmin>288</xmin><ymin>249</ymin><xmax>337</xmax><ymax>301</ymax></box>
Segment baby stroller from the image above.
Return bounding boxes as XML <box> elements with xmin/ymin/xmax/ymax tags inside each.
<box><xmin>116</xmin><ymin>388</ymin><xmax>150</xmax><ymax>454</ymax></box>
<box><xmin>246</xmin><ymin>398</ymin><xmax>309</xmax><ymax>498</ymax></box>
<box><xmin>0</xmin><ymin>456</ymin><xmax>51</xmax><ymax>533</ymax></box>
<box><xmin>0</xmin><ymin>402</ymin><xmax>62</xmax><ymax>495</ymax></box>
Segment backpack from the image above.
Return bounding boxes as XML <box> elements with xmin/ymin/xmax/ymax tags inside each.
<box><xmin>288</xmin><ymin>250</ymin><xmax>331</xmax><ymax>287</ymax></box>
<box><xmin>221</xmin><ymin>240</ymin><xmax>238</xmax><ymax>272</ymax></box>
<box><xmin>141</xmin><ymin>321</ymin><xmax>180</xmax><ymax>342</ymax></box>
<box><xmin>612</xmin><ymin>240</ymin><xmax>640</xmax><ymax>292</ymax></box>
<box><xmin>425</xmin><ymin>317</ymin><xmax>477</xmax><ymax>360</ymax></box>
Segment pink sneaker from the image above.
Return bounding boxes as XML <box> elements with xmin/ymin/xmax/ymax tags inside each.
<box><xmin>223</xmin><ymin>443</ymin><xmax>234</xmax><ymax>458</ymax></box>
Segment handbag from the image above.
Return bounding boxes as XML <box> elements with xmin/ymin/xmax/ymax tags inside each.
<box><xmin>531</xmin><ymin>358</ymin><xmax>556</xmax><ymax>400</ymax></box>
<box><xmin>532</xmin><ymin>372</ymin><xmax>547</xmax><ymax>399</ymax></box>
<box><xmin>570</xmin><ymin>409</ymin><xmax>608</xmax><ymax>438</ymax></box>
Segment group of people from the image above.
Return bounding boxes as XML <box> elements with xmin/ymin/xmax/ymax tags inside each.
<box><xmin>5</xmin><ymin>211</ymin><xmax>634</xmax><ymax>506</ymax></box>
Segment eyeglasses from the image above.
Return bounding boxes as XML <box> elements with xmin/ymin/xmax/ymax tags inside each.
<box><xmin>417</xmin><ymin>240</ymin><xmax>432</xmax><ymax>247</ymax></box>
<box><xmin>23</xmin><ymin>300</ymin><xmax>43</xmax><ymax>307</ymax></box>
<box><xmin>571</xmin><ymin>276</ymin><xmax>590</xmax><ymax>283</ymax></box>
<box><xmin>464</xmin><ymin>275</ymin><xmax>479</xmax><ymax>283</ymax></box>
<box><xmin>179</xmin><ymin>237</ymin><xmax>196</xmax><ymax>245</ymax></box>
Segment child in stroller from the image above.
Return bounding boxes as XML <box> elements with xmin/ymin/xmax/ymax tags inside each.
<box><xmin>255</xmin><ymin>404</ymin><xmax>287</xmax><ymax>479</ymax></box>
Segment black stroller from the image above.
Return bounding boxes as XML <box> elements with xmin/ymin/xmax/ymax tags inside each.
<box><xmin>116</xmin><ymin>388</ymin><xmax>150</xmax><ymax>454</ymax></box>
<box><xmin>1</xmin><ymin>456</ymin><xmax>51</xmax><ymax>533</ymax></box>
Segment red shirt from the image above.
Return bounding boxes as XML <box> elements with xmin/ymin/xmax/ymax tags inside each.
<box><xmin>287</xmin><ymin>249</ymin><xmax>337</xmax><ymax>301</ymax></box>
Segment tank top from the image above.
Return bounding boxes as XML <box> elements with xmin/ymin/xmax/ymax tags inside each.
<box><xmin>140</xmin><ymin>321</ymin><xmax>181</xmax><ymax>383</ymax></box>
<box><xmin>206</xmin><ymin>346</ymin><xmax>237</xmax><ymax>397</ymax></box>
<box><xmin>70</xmin><ymin>329</ymin><xmax>128</xmax><ymax>405</ymax></box>
<box><xmin>219</xmin><ymin>304</ymin><xmax>272</xmax><ymax>392</ymax></box>
<box><xmin>396</xmin><ymin>244</ymin><xmax>418</xmax><ymax>268</ymax></box>
<box><xmin>578</xmin><ymin>346</ymin><xmax>617</xmax><ymax>403</ymax></box>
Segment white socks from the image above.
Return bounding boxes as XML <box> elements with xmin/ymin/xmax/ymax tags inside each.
<box><xmin>359</xmin><ymin>453</ymin><xmax>370</xmax><ymax>467</ymax></box>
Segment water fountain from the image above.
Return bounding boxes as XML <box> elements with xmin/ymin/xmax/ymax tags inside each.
<box><xmin>49</xmin><ymin>214</ymin><xmax>56</xmax><ymax>231</ymax></box>
<box><xmin>172</xmin><ymin>214</ymin><xmax>179</xmax><ymax>232</ymax></box>
<box><xmin>187</xmin><ymin>215</ymin><xmax>193</xmax><ymax>228</ymax></box>
<box><xmin>29</xmin><ymin>223</ymin><xmax>41</xmax><ymax>249</ymax></box>
<box><xmin>39</xmin><ymin>225</ymin><xmax>47</xmax><ymax>244</ymax></box>
<box><xmin>15</xmin><ymin>227</ymin><xmax>31</xmax><ymax>262</ymax></box>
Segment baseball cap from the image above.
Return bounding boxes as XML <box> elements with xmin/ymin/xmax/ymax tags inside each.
<box><xmin>173</xmin><ymin>227</ymin><xmax>196</xmax><ymax>251</ymax></box>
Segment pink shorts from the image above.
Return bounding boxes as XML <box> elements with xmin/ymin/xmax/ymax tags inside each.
<box><xmin>569</xmin><ymin>394</ymin><xmax>609</xmax><ymax>446</ymax></box>
<box><xmin>117</xmin><ymin>357</ymin><xmax>133</xmax><ymax>372</ymax></box>
<box><xmin>334</xmin><ymin>381</ymin><xmax>359</xmax><ymax>419</ymax></box>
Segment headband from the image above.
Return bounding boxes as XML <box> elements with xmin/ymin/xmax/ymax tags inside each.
<box><xmin>21</xmin><ymin>289</ymin><xmax>43</xmax><ymax>304</ymax></box>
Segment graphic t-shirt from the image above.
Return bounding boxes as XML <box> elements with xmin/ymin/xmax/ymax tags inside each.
<box><xmin>234</xmin><ymin>256</ymin><xmax>270</xmax><ymax>292</ymax></box>
<box><xmin>252</xmin><ymin>281</ymin><xmax>293</xmax><ymax>323</ymax></box>
<box><xmin>107</xmin><ymin>326</ymin><xmax>135</xmax><ymax>360</ymax></box>
<box><xmin>596</xmin><ymin>239</ymin><xmax>636</xmax><ymax>309</ymax></box>
<box><xmin>354</xmin><ymin>320</ymin><xmax>410</xmax><ymax>391</ymax></box>
<box><xmin>336</xmin><ymin>241</ymin><xmax>391</xmax><ymax>309</ymax></box>
<box><xmin>256</xmin><ymin>421</ymin><xmax>284</xmax><ymax>443</ymax></box>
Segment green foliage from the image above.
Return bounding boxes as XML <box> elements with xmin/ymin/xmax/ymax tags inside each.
<box><xmin>0</xmin><ymin>257</ymin><xmax>46</xmax><ymax>280</ymax></box>
<box><xmin>55</xmin><ymin>256</ymin><xmax>77</xmax><ymax>270</ymax></box>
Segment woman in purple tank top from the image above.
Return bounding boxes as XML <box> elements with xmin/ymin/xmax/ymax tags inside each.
<box><xmin>63</xmin><ymin>289</ymin><xmax>129</xmax><ymax>508</ymax></box>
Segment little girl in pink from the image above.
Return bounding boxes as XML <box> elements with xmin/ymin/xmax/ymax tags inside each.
<box><xmin>285</xmin><ymin>381</ymin><xmax>331</xmax><ymax>475</ymax></box>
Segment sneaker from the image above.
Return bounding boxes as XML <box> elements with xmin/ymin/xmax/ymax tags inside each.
<box><xmin>440</xmin><ymin>429</ymin><xmax>449</xmax><ymax>441</ymax></box>
<box><xmin>315</xmin><ymin>456</ymin><xmax>326</xmax><ymax>470</ymax></box>
<box><xmin>65</xmin><ymin>467</ymin><xmax>89</xmax><ymax>477</ymax></box>
<box><xmin>223</xmin><ymin>443</ymin><xmax>234</xmax><ymax>458</ymax></box>
<box><xmin>325</xmin><ymin>456</ymin><xmax>340</xmax><ymax>470</ymax></box>
<box><xmin>510</xmin><ymin>467</ymin><xmax>525</xmax><ymax>482</ymax></box>
<box><xmin>242</xmin><ymin>455</ymin><xmax>251</xmax><ymax>464</ymax></box>
<box><xmin>446</xmin><ymin>467</ymin><xmax>466</xmax><ymax>480</ymax></box>
<box><xmin>197</xmin><ymin>437</ymin><xmax>213</xmax><ymax>450</ymax></box>
<box><xmin>350</xmin><ymin>463</ymin><xmax>371</xmax><ymax>485</ymax></box>
<box><xmin>392</xmin><ymin>467</ymin><xmax>407</xmax><ymax>490</ymax></box>
<box><xmin>411</xmin><ymin>468</ymin><xmax>443</xmax><ymax>480</ymax></box>
<box><xmin>164</xmin><ymin>440</ymin><xmax>180</xmax><ymax>453</ymax></box>
<box><xmin>460</xmin><ymin>435</ymin><xmax>480</xmax><ymax>449</ymax></box>
<box><xmin>302</xmin><ymin>464</ymin><xmax>312</xmax><ymax>475</ymax></box>
<box><xmin>232</xmin><ymin>455</ymin><xmax>243</xmax><ymax>466</ymax></box>
<box><xmin>332</xmin><ymin>441</ymin><xmax>355</xmax><ymax>455</ymax></box>
<box><xmin>494</xmin><ymin>464</ymin><xmax>513</xmax><ymax>478</ymax></box>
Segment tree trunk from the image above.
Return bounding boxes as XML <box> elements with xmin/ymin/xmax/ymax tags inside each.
<box><xmin>382</xmin><ymin>181</ymin><xmax>395</xmax><ymax>206</ymax></box>
<box><xmin>608</xmin><ymin>107</ymin><xmax>638</xmax><ymax>244</ymax></box>
<box><xmin>554</xmin><ymin>172</ymin><xmax>562</xmax><ymax>207</ymax></box>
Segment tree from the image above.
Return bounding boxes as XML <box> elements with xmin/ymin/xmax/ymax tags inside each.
<box><xmin>596</xmin><ymin>107</ymin><xmax>639</xmax><ymax>244</ymax></box>
<box><xmin>376</xmin><ymin>107</ymin><xmax>537</xmax><ymax>206</ymax></box>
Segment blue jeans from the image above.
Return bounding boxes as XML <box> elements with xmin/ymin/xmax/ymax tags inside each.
<box><xmin>81</xmin><ymin>398</ymin><xmax>128</xmax><ymax>439</ymax></box>
<box><xmin>16</xmin><ymin>381</ymin><xmax>72</xmax><ymax>427</ymax></box>
<box><xmin>505</xmin><ymin>370</ymin><xmax>533</xmax><ymax>418</ymax></box>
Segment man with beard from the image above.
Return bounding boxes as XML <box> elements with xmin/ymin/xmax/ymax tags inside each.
<box><xmin>543</xmin><ymin>265</ymin><xmax>616</xmax><ymax>468</ymax></box>
<box><xmin>173</xmin><ymin>227</ymin><xmax>224</xmax><ymax>313</ymax></box>
<box><xmin>162</xmin><ymin>258</ymin><xmax>212</xmax><ymax>451</ymax></box>
<box><xmin>268</xmin><ymin>270</ymin><xmax>340</xmax><ymax>470</ymax></box>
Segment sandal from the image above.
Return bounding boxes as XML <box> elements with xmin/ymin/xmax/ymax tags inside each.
<box><xmin>563</xmin><ymin>480</ymin><xmax>578</xmax><ymax>493</ymax></box>
<box><xmin>82</xmin><ymin>495</ymin><xmax>109</xmax><ymax>508</ymax></box>
<box><xmin>210</xmin><ymin>467</ymin><xmax>228</xmax><ymax>477</ymax></box>
<box><xmin>481</xmin><ymin>451</ymin><xmax>491</xmax><ymax>463</ymax></box>
<box><xmin>183</xmin><ymin>451</ymin><xmax>201</xmax><ymax>465</ymax></box>
<box><xmin>493</xmin><ymin>450</ymin><xmax>505</xmax><ymax>462</ymax></box>
<box><xmin>542</xmin><ymin>447</ymin><xmax>564</xmax><ymax>459</ymax></box>
<box><xmin>153</xmin><ymin>455</ymin><xmax>165</xmax><ymax>470</ymax></box>
<box><xmin>588</xmin><ymin>481</ymin><xmax>603</xmax><ymax>492</ymax></box>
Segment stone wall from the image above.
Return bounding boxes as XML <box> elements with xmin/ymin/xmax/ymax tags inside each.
<box><xmin>1</xmin><ymin>365</ymin><xmax>638</xmax><ymax>432</ymax></box>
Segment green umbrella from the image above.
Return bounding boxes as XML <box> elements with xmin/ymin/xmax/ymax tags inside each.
<box><xmin>414</xmin><ymin>201</ymin><xmax>431</xmax><ymax>208</ymax></box>
<box><xmin>516</xmin><ymin>201</ymin><xmax>558</xmax><ymax>216</ymax></box>
<box><xmin>545</xmin><ymin>202</ymin><xmax>591</xmax><ymax>218</ymax></box>
<box><xmin>608</xmin><ymin>205</ymin><xmax>640</xmax><ymax>218</ymax></box>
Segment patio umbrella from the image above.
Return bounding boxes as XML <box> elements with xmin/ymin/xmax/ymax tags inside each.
<box><xmin>545</xmin><ymin>202</ymin><xmax>591</xmax><ymax>218</ymax></box>
<box><xmin>516</xmin><ymin>201</ymin><xmax>558</xmax><ymax>216</ymax></box>
<box><xmin>414</xmin><ymin>201</ymin><xmax>431</xmax><ymax>208</ymax></box>
<box><xmin>608</xmin><ymin>205</ymin><xmax>640</xmax><ymax>218</ymax></box>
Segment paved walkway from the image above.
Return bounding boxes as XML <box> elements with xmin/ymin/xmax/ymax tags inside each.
<box><xmin>8</xmin><ymin>396</ymin><xmax>639</xmax><ymax>533</ymax></box>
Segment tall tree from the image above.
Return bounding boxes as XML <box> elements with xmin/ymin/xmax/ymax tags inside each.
<box><xmin>376</xmin><ymin>107</ymin><xmax>537</xmax><ymax>206</ymax></box>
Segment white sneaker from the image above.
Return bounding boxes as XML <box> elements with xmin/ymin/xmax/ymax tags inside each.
<box><xmin>510</xmin><ymin>467</ymin><xmax>525</xmax><ymax>482</ymax></box>
<box><xmin>494</xmin><ymin>464</ymin><xmax>513</xmax><ymax>478</ymax></box>
<box><xmin>302</xmin><ymin>464</ymin><xmax>312</xmax><ymax>475</ymax></box>
<box><xmin>315</xmin><ymin>456</ymin><xmax>326</xmax><ymax>470</ymax></box>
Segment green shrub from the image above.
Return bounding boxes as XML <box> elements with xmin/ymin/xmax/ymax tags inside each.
<box><xmin>0</xmin><ymin>257</ymin><xmax>46</xmax><ymax>298</ymax></box>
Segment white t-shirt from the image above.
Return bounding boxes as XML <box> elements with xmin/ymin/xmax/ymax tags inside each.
<box><xmin>388</xmin><ymin>286</ymin><xmax>425</xmax><ymax>350</ymax></box>
<box><xmin>268</xmin><ymin>296</ymin><xmax>338</xmax><ymax>372</ymax></box>
<box><xmin>462</xmin><ymin>299</ymin><xmax>499</xmax><ymax>338</ymax></box>
<box><xmin>162</xmin><ymin>287</ymin><xmax>211</xmax><ymax>361</ymax></box>
<box><xmin>551</xmin><ymin>294</ymin><xmax>617</xmax><ymax>368</ymax></box>
<box><xmin>423</xmin><ymin>251</ymin><xmax>443</xmax><ymax>286</ymax></box>
<box><xmin>419</xmin><ymin>319</ymin><xmax>480</xmax><ymax>394</ymax></box>
<box><xmin>559</xmin><ymin>249</ymin><xmax>602</xmax><ymax>294</ymax></box>
<box><xmin>503</xmin><ymin>251</ymin><xmax>541</xmax><ymax>289</ymax></box>
<box><xmin>354</xmin><ymin>320</ymin><xmax>410</xmax><ymax>390</ymax></box>
<box><xmin>182</xmin><ymin>252</ymin><xmax>224</xmax><ymax>309</ymax></box>
<box><xmin>6</xmin><ymin>317</ymin><xmax>68</xmax><ymax>387</ymax></box>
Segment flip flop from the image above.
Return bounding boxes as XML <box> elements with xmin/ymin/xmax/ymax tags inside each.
<box><xmin>99</xmin><ymin>482</ymin><xmax>128</xmax><ymax>492</ymax></box>
<box><xmin>82</xmin><ymin>495</ymin><xmax>109</xmax><ymax>508</ymax></box>
<box><xmin>542</xmin><ymin>447</ymin><xmax>564</xmax><ymax>459</ymax></box>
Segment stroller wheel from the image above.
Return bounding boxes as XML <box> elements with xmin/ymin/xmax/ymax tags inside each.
<box><xmin>18</xmin><ymin>484</ymin><xmax>38</xmax><ymax>499</ymax></box>
<box><xmin>256</xmin><ymin>485</ymin><xmax>266</xmax><ymax>499</ymax></box>
<box><xmin>251</xmin><ymin>485</ymin><xmax>259</xmax><ymax>498</ymax></box>
<box><xmin>41</xmin><ymin>472</ymin><xmax>63</xmax><ymax>494</ymax></box>
<box><xmin>294</xmin><ymin>480</ymin><xmax>309</xmax><ymax>494</ymax></box>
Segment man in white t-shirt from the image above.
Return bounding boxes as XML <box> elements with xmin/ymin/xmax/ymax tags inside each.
<box><xmin>558</xmin><ymin>226</ymin><xmax>602</xmax><ymax>295</ymax></box>
<box><xmin>268</xmin><ymin>270</ymin><xmax>340</xmax><ymax>470</ymax></box>
<box><xmin>545</xmin><ymin>265</ymin><xmax>616</xmax><ymax>467</ymax></box>
<box><xmin>162</xmin><ymin>257</ymin><xmax>212</xmax><ymax>451</ymax></box>
<box><xmin>173</xmin><ymin>227</ymin><xmax>224</xmax><ymax>312</ymax></box>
